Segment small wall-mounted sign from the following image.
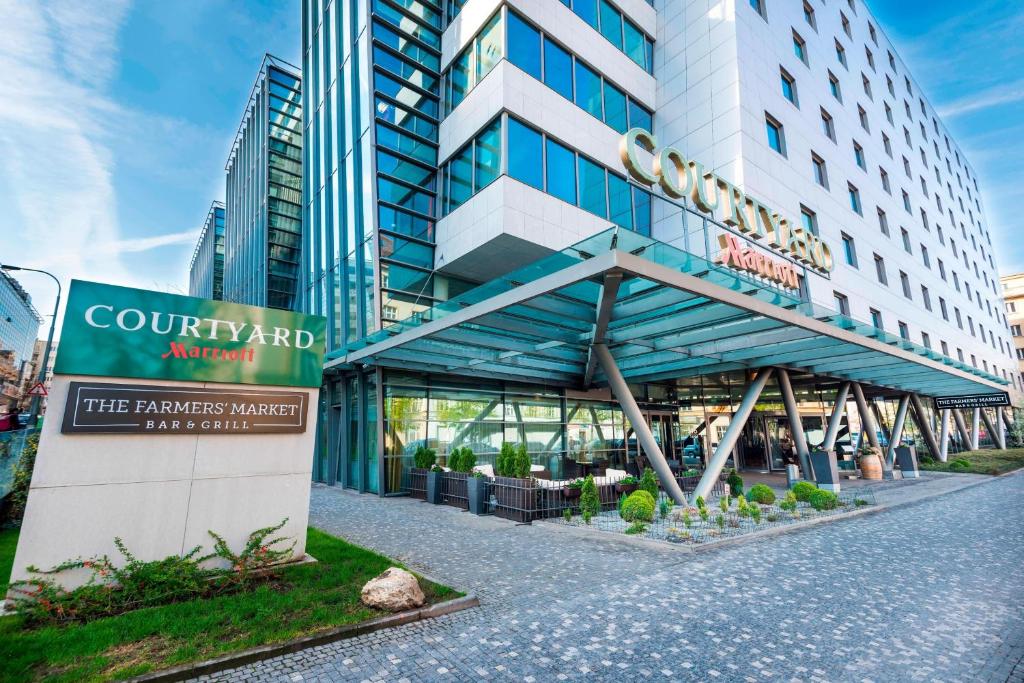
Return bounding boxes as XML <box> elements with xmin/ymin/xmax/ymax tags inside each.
<box><xmin>61</xmin><ymin>382</ymin><xmax>308</xmax><ymax>435</ymax></box>
<box><xmin>933</xmin><ymin>393</ymin><xmax>1010</xmax><ymax>410</ymax></box>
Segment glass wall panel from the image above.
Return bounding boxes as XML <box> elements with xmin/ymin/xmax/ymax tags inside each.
<box><xmin>603</xmin><ymin>81</ymin><xmax>627</xmax><ymax>133</ymax></box>
<box><xmin>546</xmin><ymin>138</ymin><xmax>577</xmax><ymax>205</ymax></box>
<box><xmin>382</xmin><ymin>262</ymin><xmax>432</xmax><ymax>294</ymax></box>
<box><xmin>599</xmin><ymin>0</ymin><xmax>623</xmax><ymax>49</ymax></box>
<box><xmin>578</xmin><ymin>155</ymin><xmax>607</xmax><ymax>218</ymax></box>
<box><xmin>448</xmin><ymin>143</ymin><xmax>473</xmax><ymax>211</ymax></box>
<box><xmin>508</xmin><ymin>118</ymin><xmax>543</xmax><ymax>189</ymax></box>
<box><xmin>543</xmin><ymin>38</ymin><xmax>573</xmax><ymax>100</ymax></box>
<box><xmin>629</xmin><ymin>98</ymin><xmax>653</xmax><ymax>131</ymax></box>
<box><xmin>366</xmin><ymin>374</ymin><xmax>379</xmax><ymax>494</ymax></box>
<box><xmin>507</xmin><ymin>11</ymin><xmax>542</xmax><ymax>79</ymax></box>
<box><xmin>379</xmin><ymin>205</ymin><xmax>434</xmax><ymax>241</ymax></box>
<box><xmin>379</xmin><ymin>234</ymin><xmax>433</xmax><ymax>268</ymax></box>
<box><xmin>384</xmin><ymin>384</ymin><xmax>427</xmax><ymax>493</ymax></box>
<box><xmin>608</xmin><ymin>173</ymin><xmax>632</xmax><ymax>229</ymax></box>
<box><xmin>574</xmin><ymin>0</ymin><xmax>598</xmax><ymax>29</ymax></box>
<box><xmin>476</xmin><ymin>12</ymin><xmax>503</xmax><ymax>79</ymax></box>
<box><xmin>623</xmin><ymin>18</ymin><xmax>646</xmax><ymax>68</ymax></box>
<box><xmin>377</xmin><ymin>177</ymin><xmax>435</xmax><ymax>214</ymax></box>
<box><xmin>633</xmin><ymin>187</ymin><xmax>652</xmax><ymax>236</ymax></box>
<box><xmin>574</xmin><ymin>60</ymin><xmax>603</xmax><ymax>119</ymax></box>
<box><xmin>474</xmin><ymin>119</ymin><xmax>501</xmax><ymax>190</ymax></box>
<box><xmin>347</xmin><ymin>376</ymin><xmax>359</xmax><ymax>488</ymax></box>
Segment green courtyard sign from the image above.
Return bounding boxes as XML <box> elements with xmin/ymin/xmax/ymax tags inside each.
<box><xmin>54</xmin><ymin>280</ymin><xmax>326</xmax><ymax>387</ymax></box>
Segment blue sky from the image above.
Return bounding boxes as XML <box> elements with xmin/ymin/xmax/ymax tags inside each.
<box><xmin>0</xmin><ymin>0</ymin><xmax>1021</xmax><ymax>336</ymax></box>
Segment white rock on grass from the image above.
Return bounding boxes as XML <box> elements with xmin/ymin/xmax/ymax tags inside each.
<box><xmin>360</xmin><ymin>567</ymin><xmax>425</xmax><ymax>612</ymax></box>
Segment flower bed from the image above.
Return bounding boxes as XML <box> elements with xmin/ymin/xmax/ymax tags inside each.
<box><xmin>551</xmin><ymin>488</ymin><xmax>876</xmax><ymax>545</ymax></box>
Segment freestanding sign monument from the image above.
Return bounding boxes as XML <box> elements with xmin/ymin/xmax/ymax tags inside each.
<box><xmin>9</xmin><ymin>280</ymin><xmax>326</xmax><ymax>589</ymax></box>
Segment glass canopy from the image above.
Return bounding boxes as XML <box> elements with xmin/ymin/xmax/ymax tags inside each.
<box><xmin>325</xmin><ymin>227</ymin><xmax>1008</xmax><ymax>398</ymax></box>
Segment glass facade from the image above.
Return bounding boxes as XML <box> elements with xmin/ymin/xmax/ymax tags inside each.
<box><xmin>224</xmin><ymin>58</ymin><xmax>303</xmax><ymax>310</ymax></box>
<box><xmin>188</xmin><ymin>202</ymin><xmax>226</xmax><ymax>301</ymax></box>
<box><xmin>0</xmin><ymin>272</ymin><xmax>42</xmax><ymax>397</ymax></box>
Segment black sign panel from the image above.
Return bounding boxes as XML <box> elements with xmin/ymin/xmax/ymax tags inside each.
<box><xmin>62</xmin><ymin>382</ymin><xmax>308</xmax><ymax>435</ymax></box>
<box><xmin>932</xmin><ymin>393</ymin><xmax>1010</xmax><ymax>410</ymax></box>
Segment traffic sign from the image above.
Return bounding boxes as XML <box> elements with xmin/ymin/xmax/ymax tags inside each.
<box><xmin>26</xmin><ymin>382</ymin><xmax>47</xmax><ymax>397</ymax></box>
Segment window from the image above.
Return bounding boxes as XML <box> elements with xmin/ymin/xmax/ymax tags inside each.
<box><xmin>938</xmin><ymin>258</ymin><xmax>945</xmax><ymax>280</ymax></box>
<box><xmin>803</xmin><ymin>1</ymin><xmax>816</xmax><ymax>28</ymax></box>
<box><xmin>869</xmin><ymin>22</ymin><xmax>877</xmax><ymax>44</ymax></box>
<box><xmin>921</xmin><ymin>244</ymin><xmax>930</xmax><ymax>267</ymax></box>
<box><xmin>543</xmin><ymin>38</ymin><xmax>573</xmax><ymax>100</ymax></box>
<box><xmin>902</xmin><ymin>190</ymin><xmax>912</xmax><ymax>213</ymax></box>
<box><xmin>828</xmin><ymin>71</ymin><xmax>842</xmax><ymax>101</ymax></box>
<box><xmin>940</xmin><ymin>297</ymin><xmax>948</xmax><ymax>320</ymax></box>
<box><xmin>749</xmin><ymin>0</ymin><xmax>766</xmax><ymax>19</ymax></box>
<box><xmin>888</xmin><ymin>50</ymin><xmax>896</xmax><ymax>71</ymax></box>
<box><xmin>922</xmin><ymin>285</ymin><xmax>932</xmax><ymax>311</ymax></box>
<box><xmin>853</xmin><ymin>141</ymin><xmax>866</xmax><ymax>169</ymax></box>
<box><xmin>921</xmin><ymin>332</ymin><xmax>931</xmax><ymax>349</ymax></box>
<box><xmin>842</xmin><ymin>232</ymin><xmax>858</xmax><ymax>267</ymax></box>
<box><xmin>811</xmin><ymin>153</ymin><xmax>828</xmax><ymax>187</ymax></box>
<box><xmin>599</xmin><ymin>0</ymin><xmax>623</xmax><ymax>49</ymax></box>
<box><xmin>955</xmin><ymin>307</ymin><xmax>963</xmax><ymax>328</ymax></box>
<box><xmin>766</xmin><ymin>114</ymin><xmax>786</xmax><ymax>155</ymax></box>
<box><xmin>578</xmin><ymin>154</ymin><xmax>607</xmax><ymax>218</ymax></box>
<box><xmin>834</xmin><ymin>292</ymin><xmax>851</xmax><ymax>316</ymax></box>
<box><xmin>874</xmin><ymin>254</ymin><xmax>888</xmax><ymax>285</ymax></box>
<box><xmin>903</xmin><ymin>156</ymin><xmax>911</xmax><ymax>178</ymax></box>
<box><xmin>865</xmin><ymin>48</ymin><xmax>875</xmax><ymax>71</ymax></box>
<box><xmin>900</xmin><ymin>227</ymin><xmax>911</xmax><ymax>253</ymax></box>
<box><xmin>800</xmin><ymin>205</ymin><xmax>818</xmax><ymax>235</ymax></box>
<box><xmin>870</xmin><ymin>308</ymin><xmax>883</xmax><ymax>329</ymax></box>
<box><xmin>898</xmin><ymin>321</ymin><xmax>910</xmax><ymax>340</ymax></box>
<box><xmin>820</xmin><ymin>108</ymin><xmax>836</xmax><ymax>141</ymax></box>
<box><xmin>1012</xmin><ymin>324</ymin><xmax>1022</xmax><ymax>337</ymax></box>
<box><xmin>848</xmin><ymin>183</ymin><xmax>862</xmax><ymax>214</ymax></box>
<box><xmin>862</xmin><ymin>75</ymin><xmax>873</xmax><ymax>99</ymax></box>
<box><xmin>877</xmin><ymin>207</ymin><xmax>889</xmax><ymax>235</ymax></box>
<box><xmin>835</xmin><ymin>40</ymin><xmax>847</xmax><ymax>67</ymax></box>
<box><xmin>793</xmin><ymin>31</ymin><xmax>808</xmax><ymax>64</ymax></box>
<box><xmin>603</xmin><ymin>81</ymin><xmax>628</xmax><ymax>133</ymax></box>
<box><xmin>574</xmin><ymin>60</ymin><xmax>603</xmax><ymax>119</ymax></box>
<box><xmin>885</xmin><ymin>102</ymin><xmax>894</xmax><ymax>125</ymax></box>
<box><xmin>900</xmin><ymin>271</ymin><xmax>912</xmax><ymax>299</ymax></box>
<box><xmin>508</xmin><ymin>118</ymin><xmax>543</xmax><ymax>189</ymax></box>
<box><xmin>508</xmin><ymin>12</ymin><xmax>542</xmax><ymax>80</ymax></box>
<box><xmin>841</xmin><ymin>12</ymin><xmax>852</xmax><ymax>37</ymax></box>
<box><xmin>886</xmin><ymin>75</ymin><xmax>895</xmax><ymax>96</ymax></box>
<box><xmin>780</xmin><ymin>68</ymin><xmax>798</xmax><ymax>105</ymax></box>
<box><xmin>545</xmin><ymin>137</ymin><xmax>577</xmax><ymax>205</ymax></box>
<box><xmin>858</xmin><ymin>105</ymin><xmax>870</xmax><ymax>131</ymax></box>
<box><xmin>880</xmin><ymin>167</ymin><xmax>890</xmax><ymax>193</ymax></box>
<box><xmin>882</xmin><ymin>133</ymin><xmax>892</xmax><ymax>157</ymax></box>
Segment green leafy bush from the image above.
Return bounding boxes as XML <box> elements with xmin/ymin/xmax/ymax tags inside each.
<box><xmin>726</xmin><ymin>469</ymin><xmax>744</xmax><ymax>498</ymax></box>
<box><xmin>659</xmin><ymin>498</ymin><xmax>673</xmax><ymax>519</ymax></box>
<box><xmin>779</xmin><ymin>491</ymin><xmax>798</xmax><ymax>512</ymax></box>
<box><xmin>698</xmin><ymin>506</ymin><xmax>709</xmax><ymax>523</ymax></box>
<box><xmin>619</xmin><ymin>490</ymin><xmax>656</xmax><ymax>524</ymax></box>
<box><xmin>854</xmin><ymin>498</ymin><xmax>869</xmax><ymax>507</ymax></box>
<box><xmin>617</xmin><ymin>493</ymin><xmax>628</xmax><ymax>515</ymax></box>
<box><xmin>695</xmin><ymin>495</ymin><xmax>706</xmax><ymax>510</ymax></box>
<box><xmin>624</xmin><ymin>521</ymin><xmax>648</xmax><ymax>535</ymax></box>
<box><xmin>807</xmin><ymin>489</ymin><xmax>839</xmax><ymax>511</ymax></box>
<box><xmin>618</xmin><ymin>475</ymin><xmax>638</xmax><ymax>486</ymax></box>
<box><xmin>496</xmin><ymin>443</ymin><xmax>515</xmax><ymax>477</ymax></box>
<box><xmin>745</xmin><ymin>484</ymin><xmax>776</xmax><ymax>505</ymax></box>
<box><xmin>949</xmin><ymin>457</ymin><xmax>971</xmax><ymax>472</ymax></box>
<box><xmin>513</xmin><ymin>443</ymin><xmax>532</xmax><ymax>478</ymax></box>
<box><xmin>715</xmin><ymin>514</ymin><xmax>725</xmax><ymax>529</ymax></box>
<box><xmin>10</xmin><ymin>519</ymin><xmax>294</xmax><ymax>626</ymax></box>
<box><xmin>791</xmin><ymin>481</ymin><xmax>818</xmax><ymax>502</ymax></box>
<box><xmin>766</xmin><ymin>513</ymin><xmax>780</xmax><ymax>522</ymax></box>
<box><xmin>580</xmin><ymin>475</ymin><xmax>600</xmax><ymax>524</ymax></box>
<box><xmin>413</xmin><ymin>446</ymin><xmax>437</xmax><ymax>470</ymax></box>
<box><xmin>682</xmin><ymin>509</ymin><xmax>693</xmax><ymax>528</ymax></box>
<box><xmin>639</xmin><ymin>468</ymin><xmax>659</xmax><ymax>499</ymax></box>
<box><xmin>718</xmin><ymin>495</ymin><xmax>730</xmax><ymax>513</ymax></box>
<box><xmin>563</xmin><ymin>508</ymin><xmax>572</xmax><ymax>522</ymax></box>
<box><xmin>3</xmin><ymin>431</ymin><xmax>38</xmax><ymax>525</ymax></box>
<box><xmin>750</xmin><ymin>503</ymin><xmax>762</xmax><ymax>523</ymax></box>
<box><xmin>446</xmin><ymin>447</ymin><xmax>476</xmax><ymax>473</ymax></box>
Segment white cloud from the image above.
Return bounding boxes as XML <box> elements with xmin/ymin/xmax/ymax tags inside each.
<box><xmin>0</xmin><ymin>0</ymin><xmax>135</xmax><ymax>331</ymax></box>
<box><xmin>939</xmin><ymin>81</ymin><xmax>1024</xmax><ymax>118</ymax></box>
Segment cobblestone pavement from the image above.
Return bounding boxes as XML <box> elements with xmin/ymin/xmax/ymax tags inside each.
<box><xmin>205</xmin><ymin>472</ymin><xmax>1024</xmax><ymax>683</ymax></box>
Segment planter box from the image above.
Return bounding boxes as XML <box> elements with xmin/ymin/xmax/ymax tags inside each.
<box><xmin>809</xmin><ymin>449</ymin><xmax>840</xmax><ymax>493</ymax></box>
<box><xmin>426</xmin><ymin>470</ymin><xmax>444</xmax><ymax>505</ymax></box>
<box><xmin>441</xmin><ymin>471</ymin><xmax>469</xmax><ymax>509</ymax></box>
<box><xmin>493</xmin><ymin>476</ymin><xmax>538</xmax><ymax>523</ymax></box>
<box><xmin>467</xmin><ymin>476</ymin><xmax>491</xmax><ymax>515</ymax></box>
<box><xmin>408</xmin><ymin>468</ymin><xmax>427</xmax><ymax>500</ymax></box>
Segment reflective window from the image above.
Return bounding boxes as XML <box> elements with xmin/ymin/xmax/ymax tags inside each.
<box><xmin>508</xmin><ymin>11</ymin><xmax>541</xmax><ymax>79</ymax></box>
<box><xmin>599</xmin><ymin>0</ymin><xmax>623</xmax><ymax>49</ymax></box>
<box><xmin>574</xmin><ymin>60</ymin><xmax>603</xmax><ymax>118</ymax></box>
<box><xmin>603</xmin><ymin>81</ymin><xmax>627</xmax><ymax>133</ymax></box>
<box><xmin>447</xmin><ymin>144</ymin><xmax>473</xmax><ymax>212</ymax></box>
<box><xmin>578</xmin><ymin>155</ymin><xmax>607</xmax><ymax>218</ymax></box>
<box><xmin>508</xmin><ymin>118</ymin><xmax>543</xmax><ymax>189</ymax></box>
<box><xmin>475</xmin><ymin>119</ymin><xmax>501</xmax><ymax>190</ymax></box>
<box><xmin>574</xmin><ymin>0</ymin><xmax>598</xmax><ymax>29</ymax></box>
<box><xmin>546</xmin><ymin>138</ymin><xmax>577</xmax><ymax>205</ymax></box>
<box><xmin>608</xmin><ymin>173</ymin><xmax>632</xmax><ymax>229</ymax></box>
<box><xmin>629</xmin><ymin>99</ymin><xmax>653</xmax><ymax>130</ymax></box>
<box><xmin>544</xmin><ymin>38</ymin><xmax>573</xmax><ymax>100</ymax></box>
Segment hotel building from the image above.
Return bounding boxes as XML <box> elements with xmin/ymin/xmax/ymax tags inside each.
<box><xmin>224</xmin><ymin>55</ymin><xmax>304</xmax><ymax>310</ymax></box>
<box><xmin>301</xmin><ymin>0</ymin><xmax>1015</xmax><ymax>495</ymax></box>
<box><xmin>1001</xmin><ymin>272</ymin><xmax>1024</xmax><ymax>402</ymax></box>
<box><xmin>0</xmin><ymin>270</ymin><xmax>41</xmax><ymax>408</ymax></box>
<box><xmin>188</xmin><ymin>201</ymin><xmax>227</xmax><ymax>300</ymax></box>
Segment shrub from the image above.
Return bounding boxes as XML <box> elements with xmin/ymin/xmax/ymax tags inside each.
<box><xmin>496</xmin><ymin>443</ymin><xmax>515</xmax><ymax>476</ymax></box>
<box><xmin>624</xmin><ymin>521</ymin><xmax>648</xmax><ymax>535</ymax></box>
<box><xmin>513</xmin><ymin>443</ymin><xmax>532</xmax><ymax>479</ymax></box>
<box><xmin>750</xmin><ymin>503</ymin><xmax>762</xmax><ymax>523</ymax></box>
<box><xmin>698</xmin><ymin>506</ymin><xmax>709</xmax><ymax>523</ymax></box>
<box><xmin>719</xmin><ymin>495</ymin><xmax>730</xmax><ymax>513</ymax></box>
<box><xmin>695</xmin><ymin>495</ymin><xmax>706</xmax><ymax>510</ymax></box>
<box><xmin>639</xmin><ymin>468</ymin><xmax>659</xmax><ymax>499</ymax></box>
<box><xmin>566</xmin><ymin>478</ymin><xmax>585</xmax><ymax>490</ymax></box>
<box><xmin>854</xmin><ymin>498</ymin><xmax>869</xmax><ymax>507</ymax></box>
<box><xmin>779</xmin><ymin>491</ymin><xmax>798</xmax><ymax>512</ymax></box>
<box><xmin>765</xmin><ymin>513</ymin><xmax>779</xmax><ymax>522</ymax></box>
<box><xmin>4</xmin><ymin>431</ymin><xmax>38</xmax><ymax>525</ymax></box>
<box><xmin>446</xmin><ymin>448</ymin><xmax>461</xmax><ymax>472</ymax></box>
<box><xmin>620</xmin><ymin>490</ymin><xmax>656</xmax><ymax>524</ymax></box>
<box><xmin>807</xmin><ymin>489</ymin><xmax>839</xmax><ymax>511</ymax></box>
<box><xmin>746</xmin><ymin>484</ymin><xmax>776</xmax><ymax>505</ymax></box>
<box><xmin>617</xmin><ymin>493</ymin><xmax>628</xmax><ymax>515</ymax></box>
<box><xmin>446</xmin><ymin>447</ymin><xmax>475</xmax><ymax>473</ymax></box>
<box><xmin>618</xmin><ymin>475</ymin><xmax>638</xmax><ymax>486</ymax></box>
<box><xmin>682</xmin><ymin>508</ymin><xmax>693</xmax><ymax>528</ymax></box>
<box><xmin>413</xmin><ymin>445</ymin><xmax>437</xmax><ymax>470</ymax></box>
<box><xmin>791</xmin><ymin>481</ymin><xmax>818</xmax><ymax>502</ymax></box>
<box><xmin>563</xmin><ymin>508</ymin><xmax>573</xmax><ymax>522</ymax></box>
<box><xmin>726</xmin><ymin>469</ymin><xmax>744</xmax><ymax>498</ymax></box>
<box><xmin>10</xmin><ymin>519</ymin><xmax>294</xmax><ymax>626</ymax></box>
<box><xmin>949</xmin><ymin>457</ymin><xmax>971</xmax><ymax>472</ymax></box>
<box><xmin>715</xmin><ymin>514</ymin><xmax>725</xmax><ymax>529</ymax></box>
<box><xmin>580</xmin><ymin>475</ymin><xmax>600</xmax><ymax>523</ymax></box>
<box><xmin>659</xmin><ymin>498</ymin><xmax>673</xmax><ymax>519</ymax></box>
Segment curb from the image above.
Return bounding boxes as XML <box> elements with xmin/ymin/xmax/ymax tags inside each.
<box><xmin>123</xmin><ymin>594</ymin><xmax>479</xmax><ymax>682</ymax></box>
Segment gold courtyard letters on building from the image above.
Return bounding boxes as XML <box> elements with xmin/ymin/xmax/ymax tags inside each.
<box><xmin>619</xmin><ymin>127</ymin><xmax>835</xmax><ymax>275</ymax></box>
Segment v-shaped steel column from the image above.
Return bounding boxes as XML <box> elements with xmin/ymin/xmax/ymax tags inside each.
<box><xmin>885</xmin><ymin>394</ymin><xmax>911</xmax><ymax>468</ymax></box>
<box><xmin>777</xmin><ymin>368</ymin><xmax>813</xmax><ymax>479</ymax></box>
<box><xmin>851</xmin><ymin>383</ymin><xmax>880</xmax><ymax>449</ymax></box>
<box><xmin>693</xmin><ymin>368</ymin><xmax>775</xmax><ymax>500</ymax></box>
<box><xmin>909</xmin><ymin>394</ymin><xmax>941</xmax><ymax>460</ymax></box>
<box><xmin>980</xmin><ymin>409</ymin><xmax>1006</xmax><ymax>449</ymax></box>
<box><xmin>822</xmin><ymin>382</ymin><xmax>851</xmax><ymax>451</ymax></box>
<box><xmin>971</xmin><ymin>408</ymin><xmax>981</xmax><ymax>449</ymax></box>
<box><xmin>952</xmin><ymin>409</ymin><xmax>972</xmax><ymax>451</ymax></box>
<box><xmin>592</xmin><ymin>343</ymin><xmax>688</xmax><ymax>505</ymax></box>
<box><xmin>582</xmin><ymin>271</ymin><xmax>622</xmax><ymax>388</ymax></box>
<box><xmin>938</xmin><ymin>409</ymin><xmax>950</xmax><ymax>462</ymax></box>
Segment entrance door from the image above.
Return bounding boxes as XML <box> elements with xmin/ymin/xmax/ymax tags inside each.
<box><xmin>625</xmin><ymin>410</ymin><xmax>680</xmax><ymax>469</ymax></box>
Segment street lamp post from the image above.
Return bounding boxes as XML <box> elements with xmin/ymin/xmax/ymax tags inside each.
<box><xmin>1</xmin><ymin>265</ymin><xmax>61</xmax><ymax>428</ymax></box>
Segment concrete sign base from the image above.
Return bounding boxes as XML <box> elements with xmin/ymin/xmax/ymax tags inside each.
<box><xmin>9</xmin><ymin>375</ymin><xmax>319</xmax><ymax>591</ymax></box>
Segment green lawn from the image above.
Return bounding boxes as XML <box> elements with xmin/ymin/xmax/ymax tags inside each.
<box><xmin>920</xmin><ymin>448</ymin><xmax>1024</xmax><ymax>476</ymax></box>
<box><xmin>0</xmin><ymin>528</ymin><xmax>18</xmax><ymax>594</ymax></box>
<box><xmin>0</xmin><ymin>528</ymin><xmax>458</xmax><ymax>682</ymax></box>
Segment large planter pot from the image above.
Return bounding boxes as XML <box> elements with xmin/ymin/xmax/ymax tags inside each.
<box><xmin>858</xmin><ymin>451</ymin><xmax>883</xmax><ymax>480</ymax></box>
<box><xmin>408</xmin><ymin>467</ymin><xmax>427</xmax><ymax>500</ymax></box>
<box><xmin>493</xmin><ymin>476</ymin><xmax>538</xmax><ymax>523</ymax></box>
<box><xmin>467</xmin><ymin>476</ymin><xmax>491</xmax><ymax>515</ymax></box>
<box><xmin>426</xmin><ymin>470</ymin><xmax>444</xmax><ymax>504</ymax></box>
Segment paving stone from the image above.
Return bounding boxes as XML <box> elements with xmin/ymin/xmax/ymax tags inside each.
<box><xmin>203</xmin><ymin>472</ymin><xmax>1024</xmax><ymax>682</ymax></box>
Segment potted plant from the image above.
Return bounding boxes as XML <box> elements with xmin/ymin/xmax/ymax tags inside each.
<box><xmin>563</xmin><ymin>478</ymin><xmax>585</xmax><ymax>500</ymax></box>
<box><xmin>492</xmin><ymin>443</ymin><xmax>537</xmax><ymax>523</ymax></box>
<box><xmin>856</xmin><ymin>444</ymin><xmax>883</xmax><ymax>480</ymax></box>
<box><xmin>409</xmin><ymin>445</ymin><xmax>436</xmax><ymax>500</ymax></box>
<box><xmin>426</xmin><ymin>464</ymin><xmax>444</xmax><ymax>504</ymax></box>
<box><xmin>615</xmin><ymin>475</ymin><xmax>639</xmax><ymax>494</ymax></box>
<box><xmin>441</xmin><ymin>446</ymin><xmax>474</xmax><ymax>509</ymax></box>
<box><xmin>467</xmin><ymin>470</ymin><xmax>491</xmax><ymax>515</ymax></box>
